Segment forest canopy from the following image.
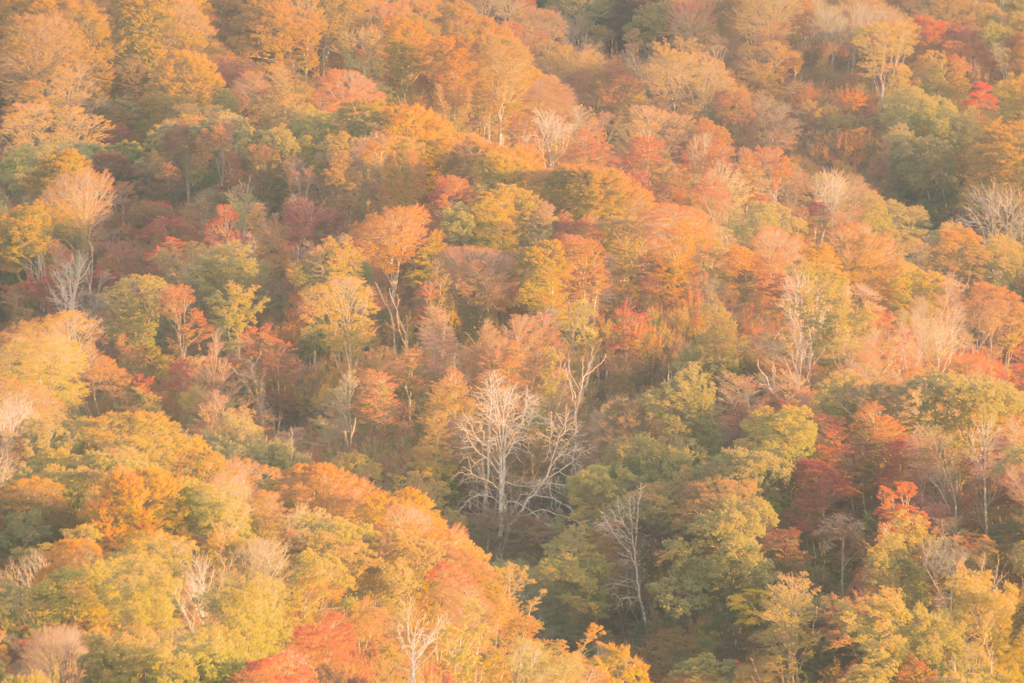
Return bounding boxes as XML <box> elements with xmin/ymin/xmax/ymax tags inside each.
<box><xmin>6</xmin><ymin>0</ymin><xmax>1024</xmax><ymax>681</ymax></box>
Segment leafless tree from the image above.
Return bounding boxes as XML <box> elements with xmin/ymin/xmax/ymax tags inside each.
<box><xmin>237</xmin><ymin>536</ymin><xmax>290</xmax><ymax>578</ymax></box>
<box><xmin>752</xmin><ymin>93</ymin><xmax>801</xmax><ymax>150</ymax></box>
<box><xmin>46</xmin><ymin>247</ymin><xmax>95</xmax><ymax>312</ymax></box>
<box><xmin>176</xmin><ymin>552</ymin><xmax>216</xmax><ymax>633</ymax></box>
<box><xmin>778</xmin><ymin>267</ymin><xmax>847</xmax><ymax>386</ymax></box>
<box><xmin>532</xmin><ymin>108</ymin><xmax>578</xmax><ymax>167</ymax></box>
<box><xmin>395</xmin><ymin>598</ymin><xmax>449</xmax><ymax>683</ymax></box>
<box><xmin>0</xmin><ymin>390</ymin><xmax>34</xmax><ymax>483</ymax></box>
<box><xmin>962</xmin><ymin>416</ymin><xmax>1007</xmax><ymax>536</ymax></box>
<box><xmin>560</xmin><ymin>340</ymin><xmax>605</xmax><ymax>425</ymax></box>
<box><xmin>595</xmin><ymin>485</ymin><xmax>647</xmax><ymax>624</ymax></box>
<box><xmin>1</xmin><ymin>549</ymin><xmax>47</xmax><ymax>588</ymax></box>
<box><xmin>814</xmin><ymin>513</ymin><xmax>865</xmax><ymax>594</ymax></box>
<box><xmin>811</xmin><ymin>168</ymin><xmax>851</xmax><ymax>243</ymax></box>
<box><xmin>470</xmin><ymin>0</ymin><xmax>528</xmax><ymax>22</ymax></box>
<box><xmin>958</xmin><ymin>182</ymin><xmax>1024</xmax><ymax>242</ymax></box>
<box><xmin>920</xmin><ymin>535</ymin><xmax>967</xmax><ymax>608</ymax></box>
<box><xmin>913</xmin><ymin>425</ymin><xmax>967</xmax><ymax>522</ymax></box>
<box><xmin>907</xmin><ymin>278</ymin><xmax>969</xmax><ymax>372</ymax></box>
<box><xmin>18</xmin><ymin>624</ymin><xmax>87</xmax><ymax>683</ymax></box>
<box><xmin>458</xmin><ymin>373</ymin><xmax>582</xmax><ymax>552</ymax></box>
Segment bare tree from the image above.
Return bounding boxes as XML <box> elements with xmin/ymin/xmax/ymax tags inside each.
<box><xmin>560</xmin><ymin>339</ymin><xmax>605</xmax><ymax>425</ymax></box>
<box><xmin>46</xmin><ymin>247</ymin><xmax>95</xmax><ymax>312</ymax></box>
<box><xmin>0</xmin><ymin>390</ymin><xmax>34</xmax><ymax>484</ymax></box>
<box><xmin>1</xmin><ymin>549</ymin><xmax>48</xmax><ymax>588</ymax></box>
<box><xmin>958</xmin><ymin>182</ymin><xmax>1024</xmax><ymax>241</ymax></box>
<box><xmin>777</xmin><ymin>265</ymin><xmax>848</xmax><ymax>386</ymax></box>
<box><xmin>814</xmin><ymin>513</ymin><xmax>865</xmax><ymax>594</ymax></box>
<box><xmin>962</xmin><ymin>416</ymin><xmax>1006</xmax><ymax>536</ymax></box>
<box><xmin>907</xmin><ymin>278</ymin><xmax>969</xmax><ymax>372</ymax></box>
<box><xmin>470</xmin><ymin>0</ymin><xmax>528</xmax><ymax>22</ymax></box>
<box><xmin>18</xmin><ymin>624</ymin><xmax>88</xmax><ymax>683</ymax></box>
<box><xmin>595</xmin><ymin>485</ymin><xmax>647</xmax><ymax>624</ymax></box>
<box><xmin>175</xmin><ymin>552</ymin><xmax>215</xmax><ymax>633</ymax></box>
<box><xmin>395</xmin><ymin>598</ymin><xmax>448</xmax><ymax>683</ymax></box>
<box><xmin>920</xmin><ymin>535</ymin><xmax>967</xmax><ymax>608</ymax></box>
<box><xmin>913</xmin><ymin>425</ymin><xmax>967</xmax><ymax>522</ymax></box>
<box><xmin>236</xmin><ymin>536</ymin><xmax>290</xmax><ymax>578</ymax></box>
<box><xmin>810</xmin><ymin>168</ymin><xmax>851</xmax><ymax>243</ymax></box>
<box><xmin>532</xmin><ymin>108</ymin><xmax>578</xmax><ymax>167</ymax></box>
<box><xmin>458</xmin><ymin>373</ymin><xmax>581</xmax><ymax>552</ymax></box>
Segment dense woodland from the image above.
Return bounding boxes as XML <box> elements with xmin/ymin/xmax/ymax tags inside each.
<box><xmin>11</xmin><ymin>0</ymin><xmax>1024</xmax><ymax>680</ymax></box>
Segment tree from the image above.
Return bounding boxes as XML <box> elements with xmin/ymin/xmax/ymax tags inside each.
<box><xmin>176</xmin><ymin>552</ymin><xmax>215</xmax><ymax>633</ymax></box>
<box><xmin>478</xmin><ymin>29</ymin><xmax>539</xmax><ymax>145</ymax></box>
<box><xmin>161</xmin><ymin>284</ymin><xmax>212</xmax><ymax>357</ymax></box>
<box><xmin>642</xmin><ymin>40</ymin><xmax>736</xmax><ymax>114</ymax></box>
<box><xmin>458</xmin><ymin>372</ymin><xmax>581</xmax><ymax>554</ymax></box>
<box><xmin>109</xmin><ymin>0</ymin><xmax>215</xmax><ymax>69</ymax></box>
<box><xmin>961</xmin><ymin>416</ymin><xmax>1006</xmax><ymax>536</ymax></box>
<box><xmin>82</xmin><ymin>466</ymin><xmax>182</xmax><ymax>547</ymax></box>
<box><xmin>228</xmin><ymin>0</ymin><xmax>325</xmax><ymax>72</ymax></box>
<box><xmin>533</xmin><ymin>108</ymin><xmax>578</xmax><ymax>167</ymax></box>
<box><xmin>754</xmin><ymin>573</ymin><xmax>821</xmax><ymax>683</ymax></box>
<box><xmin>810</xmin><ymin>168</ymin><xmax>850</xmax><ymax>242</ymax></box>
<box><xmin>0</xmin><ymin>11</ymin><xmax>111</xmax><ymax>108</ymax></box>
<box><xmin>207</xmin><ymin>281</ymin><xmax>268</xmax><ymax>341</ymax></box>
<box><xmin>912</xmin><ymin>426</ymin><xmax>968</xmax><ymax>521</ymax></box>
<box><xmin>0</xmin><ymin>99</ymin><xmax>112</xmax><ymax>148</ymax></box>
<box><xmin>965</xmin><ymin>282</ymin><xmax>1024</xmax><ymax>364</ymax></box>
<box><xmin>18</xmin><ymin>624</ymin><xmax>88</xmax><ymax>683</ymax></box>
<box><xmin>595</xmin><ymin>485</ymin><xmax>647</xmax><ymax>624</ymax></box>
<box><xmin>312</xmin><ymin>69</ymin><xmax>385</xmax><ymax>112</ymax></box>
<box><xmin>831</xmin><ymin>587</ymin><xmax>912</xmax><ymax>683</ymax></box>
<box><xmin>0</xmin><ymin>203</ymin><xmax>52</xmax><ymax>273</ymax></box>
<box><xmin>299</xmin><ymin>276</ymin><xmax>379</xmax><ymax>369</ymax></box>
<box><xmin>43</xmin><ymin>245</ymin><xmax>95</xmax><ymax>313</ymax></box>
<box><xmin>813</xmin><ymin>513</ymin><xmax>865</xmax><ymax>594</ymax></box>
<box><xmin>0</xmin><ymin>387</ymin><xmax>35</xmax><ymax>483</ymax></box>
<box><xmin>145</xmin><ymin>48</ymin><xmax>225</xmax><ymax>114</ymax></box>
<box><xmin>395</xmin><ymin>597</ymin><xmax>448</xmax><ymax>683</ymax></box>
<box><xmin>100</xmin><ymin>274</ymin><xmax>168</xmax><ymax>349</ymax></box>
<box><xmin>0</xmin><ymin>311</ymin><xmax>95</xmax><ymax>408</ymax></box>
<box><xmin>958</xmin><ymin>182</ymin><xmax>1024</xmax><ymax>241</ymax></box>
<box><xmin>350</xmin><ymin>205</ymin><xmax>430</xmax><ymax>352</ymax></box>
<box><xmin>41</xmin><ymin>166</ymin><xmax>116</xmax><ymax>254</ymax></box>
<box><xmin>908</xmin><ymin>279</ymin><xmax>970</xmax><ymax>371</ymax></box>
<box><xmin>654</xmin><ymin>478</ymin><xmax>778</xmax><ymax>620</ymax></box>
<box><xmin>853</xmin><ymin>20</ymin><xmax>920</xmax><ymax>99</ymax></box>
<box><xmin>777</xmin><ymin>260</ymin><xmax>851</xmax><ymax>385</ymax></box>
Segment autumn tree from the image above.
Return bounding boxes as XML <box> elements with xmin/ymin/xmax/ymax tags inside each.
<box><xmin>41</xmin><ymin>166</ymin><xmax>116</xmax><ymax>254</ymax></box>
<box><xmin>161</xmin><ymin>284</ymin><xmax>212</xmax><ymax>358</ymax></box>
<box><xmin>478</xmin><ymin>29</ymin><xmax>539</xmax><ymax>145</ymax></box>
<box><xmin>853</xmin><ymin>19</ymin><xmax>920</xmax><ymax>99</ymax></box>
<box><xmin>99</xmin><ymin>274</ymin><xmax>169</xmax><ymax>349</ymax></box>
<box><xmin>0</xmin><ymin>387</ymin><xmax>35</xmax><ymax>483</ymax></box>
<box><xmin>753</xmin><ymin>573</ymin><xmax>821</xmax><ymax>683</ymax></box>
<box><xmin>810</xmin><ymin>168</ymin><xmax>851</xmax><ymax>242</ymax></box>
<box><xmin>350</xmin><ymin>205</ymin><xmax>431</xmax><ymax>352</ymax></box>
<box><xmin>642</xmin><ymin>40</ymin><xmax>736</xmax><ymax>114</ymax></box>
